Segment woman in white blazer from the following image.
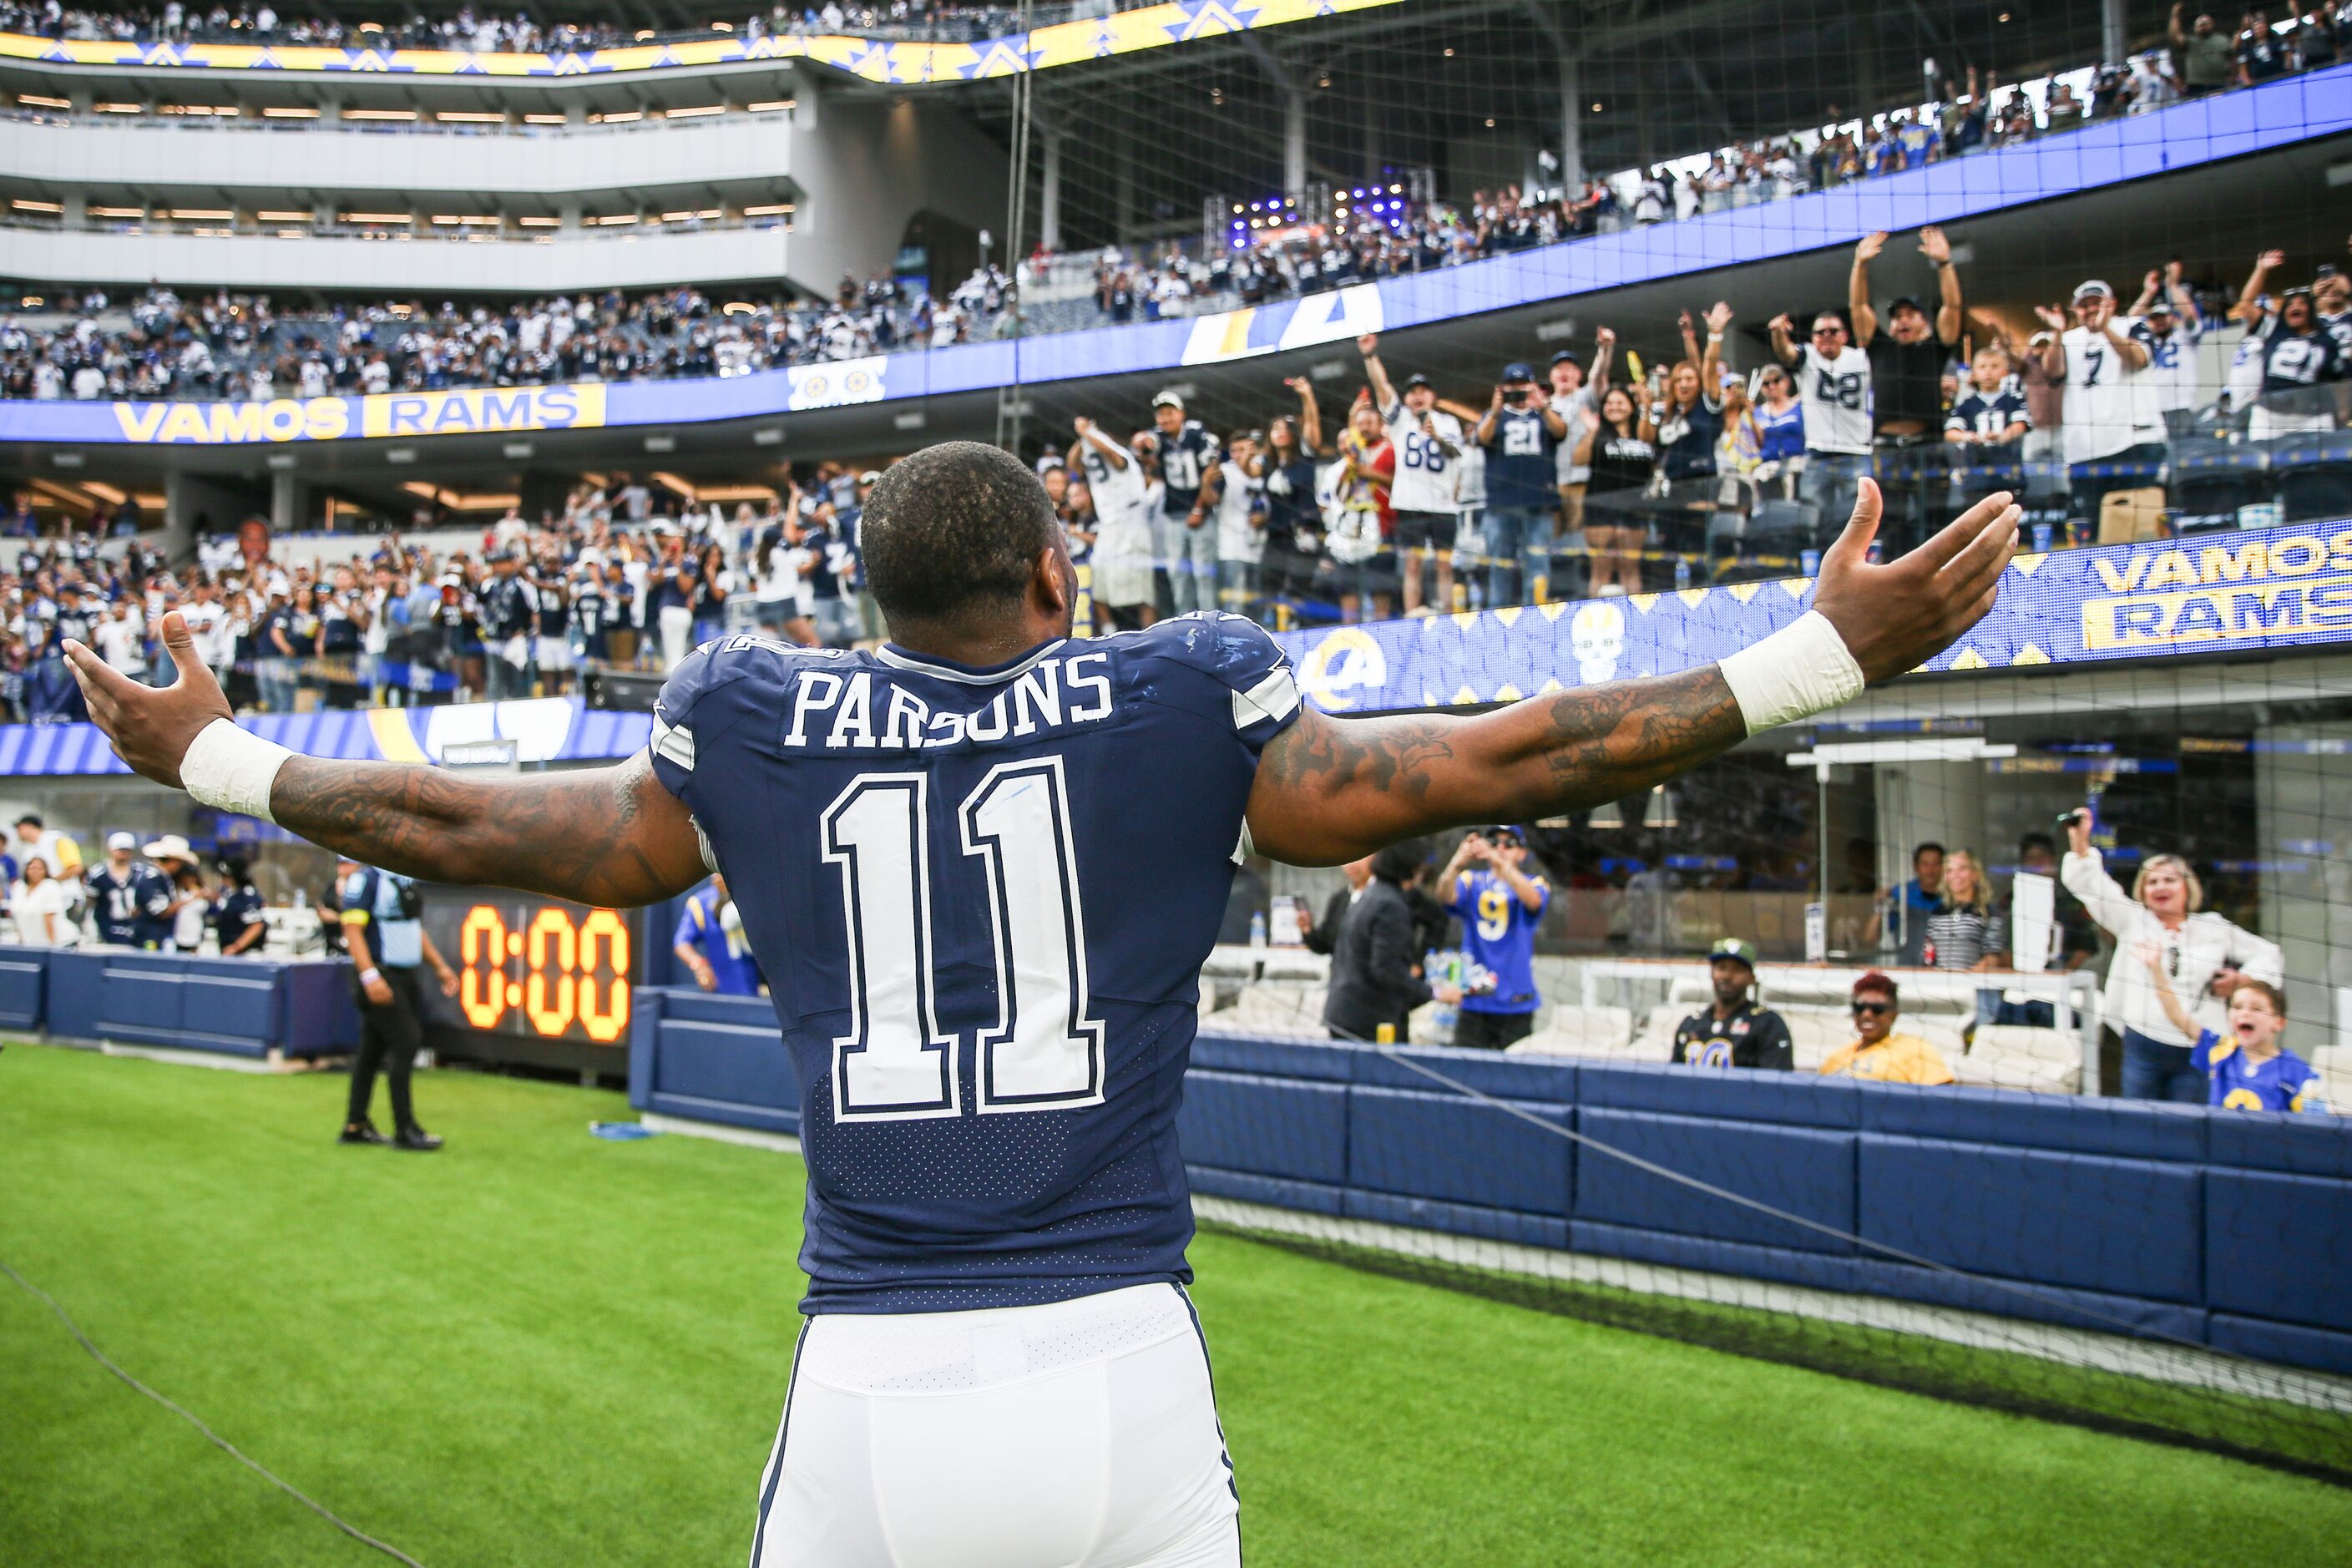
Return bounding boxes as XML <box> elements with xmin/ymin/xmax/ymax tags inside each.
<box><xmin>2061</xmin><ymin>810</ymin><xmax>2284</xmax><ymax>1102</ymax></box>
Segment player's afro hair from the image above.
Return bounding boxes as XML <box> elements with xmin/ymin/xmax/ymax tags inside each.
<box><xmin>860</xmin><ymin>442</ymin><xmax>1057</xmax><ymax>627</ymax></box>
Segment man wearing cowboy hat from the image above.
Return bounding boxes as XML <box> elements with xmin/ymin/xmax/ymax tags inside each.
<box><xmin>87</xmin><ymin>830</ymin><xmax>174</xmax><ymax>948</ymax></box>
<box><xmin>1672</xmin><ymin>938</ymin><xmax>1795</xmax><ymax>1070</ymax></box>
<box><xmin>142</xmin><ymin>834</ymin><xmax>209</xmax><ymax>952</ymax></box>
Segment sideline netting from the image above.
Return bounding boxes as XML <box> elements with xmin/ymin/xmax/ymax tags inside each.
<box><xmin>1186</xmin><ymin>612</ymin><xmax>2352</xmax><ymax>1480</ymax></box>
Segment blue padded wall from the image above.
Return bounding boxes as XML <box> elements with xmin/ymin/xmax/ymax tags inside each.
<box><xmin>1859</xmin><ymin>1136</ymin><xmax>2203</xmax><ymax>1303</ymax></box>
<box><xmin>1576</xmin><ymin>1108</ymin><xmax>1855</xmax><ymax>1255</ymax></box>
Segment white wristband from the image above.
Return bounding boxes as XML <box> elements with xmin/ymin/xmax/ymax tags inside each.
<box><xmin>1717</xmin><ymin>610</ymin><xmax>1866</xmax><ymax>735</ymax></box>
<box><xmin>358</xmin><ymin>968</ymin><xmax>382</xmax><ymax>988</ymax></box>
<box><xmin>179</xmin><ymin>717</ymin><xmax>295</xmax><ymax>824</ymax></box>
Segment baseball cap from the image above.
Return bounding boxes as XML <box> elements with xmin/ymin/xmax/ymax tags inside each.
<box><xmin>1479</xmin><ymin>824</ymin><xmax>1525</xmax><ymax>844</ymax></box>
<box><xmin>106</xmin><ymin>831</ymin><xmax>136</xmax><ymax>852</ymax></box>
<box><xmin>1887</xmin><ymin>295</ymin><xmax>1927</xmax><ymax>316</ymax></box>
<box><xmin>1550</xmin><ymin>349</ymin><xmax>1581</xmax><ymax>367</ymax></box>
<box><xmin>2072</xmin><ymin>279</ymin><xmax>2115</xmax><ymax>302</ymax></box>
<box><xmin>1500</xmin><ymin>362</ymin><xmax>1535</xmax><ymax>383</ymax></box>
<box><xmin>1151</xmin><ymin>390</ymin><xmax>1185</xmax><ymax>411</ymax></box>
<box><xmin>2145</xmin><ymin>295</ymin><xmax>2176</xmax><ymax>316</ymax></box>
<box><xmin>1708</xmin><ymin>936</ymin><xmax>1758</xmax><ymax>969</ymax></box>
<box><xmin>1403</xmin><ymin>372</ymin><xmax>1433</xmax><ymax>391</ymax></box>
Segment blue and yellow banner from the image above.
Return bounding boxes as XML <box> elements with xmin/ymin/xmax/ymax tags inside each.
<box><xmin>0</xmin><ymin>1</ymin><xmax>1399</xmax><ymax>83</ymax></box>
<box><xmin>1274</xmin><ymin>519</ymin><xmax>2352</xmax><ymax>716</ymax></box>
<box><xmin>102</xmin><ymin>384</ymin><xmax>607</xmax><ymax>446</ymax></box>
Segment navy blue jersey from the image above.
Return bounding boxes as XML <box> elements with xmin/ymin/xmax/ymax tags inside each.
<box><xmin>89</xmin><ymin>862</ymin><xmax>172</xmax><ymax>947</ymax></box>
<box><xmin>1156</xmin><ymin>422</ymin><xmax>1218</xmax><ymax>515</ymax></box>
<box><xmin>648</xmin><ymin>614</ymin><xmax>1304</xmax><ymax>1314</ymax></box>
<box><xmin>1482</xmin><ymin>404</ymin><xmax>1560</xmax><ymax>510</ymax></box>
<box><xmin>1947</xmin><ymin>387</ymin><xmax>2030</xmax><ymax>446</ymax></box>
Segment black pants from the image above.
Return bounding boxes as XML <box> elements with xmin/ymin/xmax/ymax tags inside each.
<box><xmin>1452</xmin><ymin>1009</ymin><xmax>1536</xmax><ymax>1051</ymax></box>
<box><xmin>347</xmin><ymin>964</ymin><xmax>424</xmax><ymax>1131</ymax></box>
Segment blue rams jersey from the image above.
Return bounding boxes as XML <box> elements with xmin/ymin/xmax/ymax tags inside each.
<box><xmin>648</xmin><ymin>614</ymin><xmax>1304</xmax><ymax>1313</ymax></box>
<box><xmin>672</xmin><ymin>884</ymin><xmax>764</xmax><ymax>996</ymax></box>
<box><xmin>89</xmin><ymin>862</ymin><xmax>172</xmax><ymax>946</ymax></box>
<box><xmin>2192</xmin><ymin>1030</ymin><xmax>2327</xmax><ymax>1114</ymax></box>
<box><xmin>1443</xmin><ymin>867</ymin><xmax>1548</xmax><ymax>1014</ymax></box>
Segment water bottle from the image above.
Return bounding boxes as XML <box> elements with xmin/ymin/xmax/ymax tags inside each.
<box><xmin>1673</xmin><ymin>556</ymin><xmax>1692</xmax><ymax>589</ymax></box>
<box><xmin>1247</xmin><ymin>910</ymin><xmax>1267</xmax><ymax>950</ymax></box>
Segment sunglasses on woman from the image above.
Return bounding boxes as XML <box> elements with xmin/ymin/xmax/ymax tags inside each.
<box><xmin>1850</xmin><ymin>1000</ymin><xmax>1893</xmax><ymax>1015</ymax></box>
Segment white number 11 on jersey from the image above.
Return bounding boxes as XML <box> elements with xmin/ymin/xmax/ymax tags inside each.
<box><xmin>820</xmin><ymin>759</ymin><xmax>1107</xmax><ymax>1123</ymax></box>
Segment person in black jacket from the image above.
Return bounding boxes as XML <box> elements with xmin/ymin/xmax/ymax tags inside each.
<box><xmin>1297</xmin><ymin>858</ymin><xmax>1366</xmax><ymax>957</ymax></box>
<box><xmin>1323</xmin><ymin>839</ymin><xmax>1458</xmax><ymax>1043</ymax></box>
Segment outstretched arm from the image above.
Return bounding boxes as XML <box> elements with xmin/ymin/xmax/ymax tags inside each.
<box><xmin>63</xmin><ymin>617</ymin><xmax>708</xmax><ymax>908</ymax></box>
<box><xmin>1246</xmin><ymin>483</ymin><xmax>2018</xmax><ymax>863</ymax></box>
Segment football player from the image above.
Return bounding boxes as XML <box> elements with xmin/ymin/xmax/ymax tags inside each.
<box><xmin>66</xmin><ymin>445</ymin><xmax>2016</xmax><ymax>1568</ymax></box>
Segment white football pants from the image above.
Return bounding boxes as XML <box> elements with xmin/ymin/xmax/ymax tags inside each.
<box><xmin>750</xmin><ymin>1283</ymin><xmax>1241</xmax><ymax>1568</ymax></box>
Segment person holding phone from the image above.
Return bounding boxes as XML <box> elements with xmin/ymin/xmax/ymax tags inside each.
<box><xmin>2060</xmin><ymin>808</ymin><xmax>2284</xmax><ymax>1101</ymax></box>
<box><xmin>1474</xmin><ymin>362</ymin><xmax>1568</xmax><ymax>609</ymax></box>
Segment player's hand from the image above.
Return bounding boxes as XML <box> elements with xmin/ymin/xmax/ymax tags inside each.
<box><xmin>363</xmin><ymin>974</ymin><xmax>395</xmax><ymax>1007</ymax></box>
<box><xmin>1919</xmin><ymin>225</ymin><xmax>1952</xmax><ymax>265</ymax></box>
<box><xmin>434</xmin><ymin>965</ymin><xmax>459</xmax><ymax>999</ymax></box>
<box><xmin>63</xmin><ymin>611</ymin><xmax>231</xmax><ymax>791</ymax></box>
<box><xmin>1808</xmin><ymin>479</ymin><xmax>2018</xmax><ymax>685</ymax></box>
<box><xmin>1854</xmin><ymin>230</ymin><xmax>1888</xmax><ymax>262</ymax></box>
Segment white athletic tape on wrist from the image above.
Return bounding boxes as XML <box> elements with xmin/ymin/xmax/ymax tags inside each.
<box><xmin>179</xmin><ymin>718</ymin><xmax>295</xmax><ymax>824</ymax></box>
<box><xmin>1717</xmin><ymin>610</ymin><xmax>1866</xmax><ymax>735</ymax></box>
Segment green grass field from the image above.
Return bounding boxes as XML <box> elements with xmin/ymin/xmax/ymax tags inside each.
<box><xmin>6</xmin><ymin>1040</ymin><xmax>2351</xmax><ymax>1567</ymax></box>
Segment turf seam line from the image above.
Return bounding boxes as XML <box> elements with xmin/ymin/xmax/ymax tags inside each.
<box><xmin>0</xmin><ymin>1256</ymin><xmax>432</xmax><ymax>1568</ymax></box>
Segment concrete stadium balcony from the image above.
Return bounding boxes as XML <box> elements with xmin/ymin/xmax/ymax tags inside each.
<box><xmin>0</xmin><ymin>219</ymin><xmax>797</xmax><ymax>293</ymax></box>
<box><xmin>0</xmin><ymin>92</ymin><xmax>1004</xmax><ymax>293</ymax></box>
<box><xmin>0</xmin><ymin>109</ymin><xmax>800</xmax><ymax>200</ymax></box>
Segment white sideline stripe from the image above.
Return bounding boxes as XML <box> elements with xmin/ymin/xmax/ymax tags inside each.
<box><xmin>1192</xmin><ymin>1196</ymin><xmax>2352</xmax><ymax>1417</ymax></box>
<box><xmin>99</xmin><ymin>1041</ymin><xmax>289</xmax><ymax>1075</ymax></box>
<box><xmin>640</xmin><ymin>1110</ymin><xmax>802</xmax><ymax>1155</ymax></box>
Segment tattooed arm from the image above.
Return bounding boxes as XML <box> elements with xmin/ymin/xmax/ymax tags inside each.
<box><xmin>63</xmin><ymin>615</ymin><xmax>707</xmax><ymax>907</ymax></box>
<box><xmin>1246</xmin><ymin>482</ymin><xmax>2018</xmax><ymax>865</ymax></box>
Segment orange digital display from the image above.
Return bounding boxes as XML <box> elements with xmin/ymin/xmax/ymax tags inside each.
<box><xmin>441</xmin><ymin>899</ymin><xmax>634</xmax><ymax>1043</ymax></box>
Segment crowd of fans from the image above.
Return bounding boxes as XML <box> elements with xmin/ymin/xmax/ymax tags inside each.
<box><xmin>0</xmin><ymin>0</ymin><xmax>1064</xmax><ymax>49</ymax></box>
<box><xmin>0</xmin><ymin>462</ymin><xmax>882</xmax><ymax>722</ymax></box>
<box><xmin>8</xmin><ymin>220</ymin><xmax>2349</xmax><ymax>706</ymax></box>
<box><xmin>8</xmin><ymin>11</ymin><xmax>2349</xmax><ymax>401</ymax></box>
<box><xmin>1041</xmin><ymin>225</ymin><xmax>2352</xmax><ymax>629</ymax></box>
<box><xmin>0</xmin><ymin>274</ymin><xmax>1018</xmax><ymax>402</ymax></box>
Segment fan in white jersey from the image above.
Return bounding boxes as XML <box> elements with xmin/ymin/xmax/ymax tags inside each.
<box><xmin>1072</xmin><ymin>417</ymin><xmax>1155</xmax><ymax>630</ymax></box>
<box><xmin>2038</xmin><ymin>281</ymin><xmax>2163</xmax><ymax>528</ymax></box>
<box><xmin>2129</xmin><ymin>265</ymin><xmax>2207</xmax><ymax>438</ymax></box>
<box><xmin>1212</xmin><ymin>432</ymin><xmax>1266</xmax><ymax>615</ymax></box>
<box><xmin>1359</xmin><ymin>333</ymin><xmax>1464</xmax><ymax>615</ymax></box>
<box><xmin>1769</xmin><ymin>308</ymin><xmax>1874</xmax><ymax>538</ymax></box>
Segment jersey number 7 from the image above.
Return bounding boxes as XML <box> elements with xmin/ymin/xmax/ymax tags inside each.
<box><xmin>821</xmin><ymin>759</ymin><xmax>1107</xmax><ymax>1123</ymax></box>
